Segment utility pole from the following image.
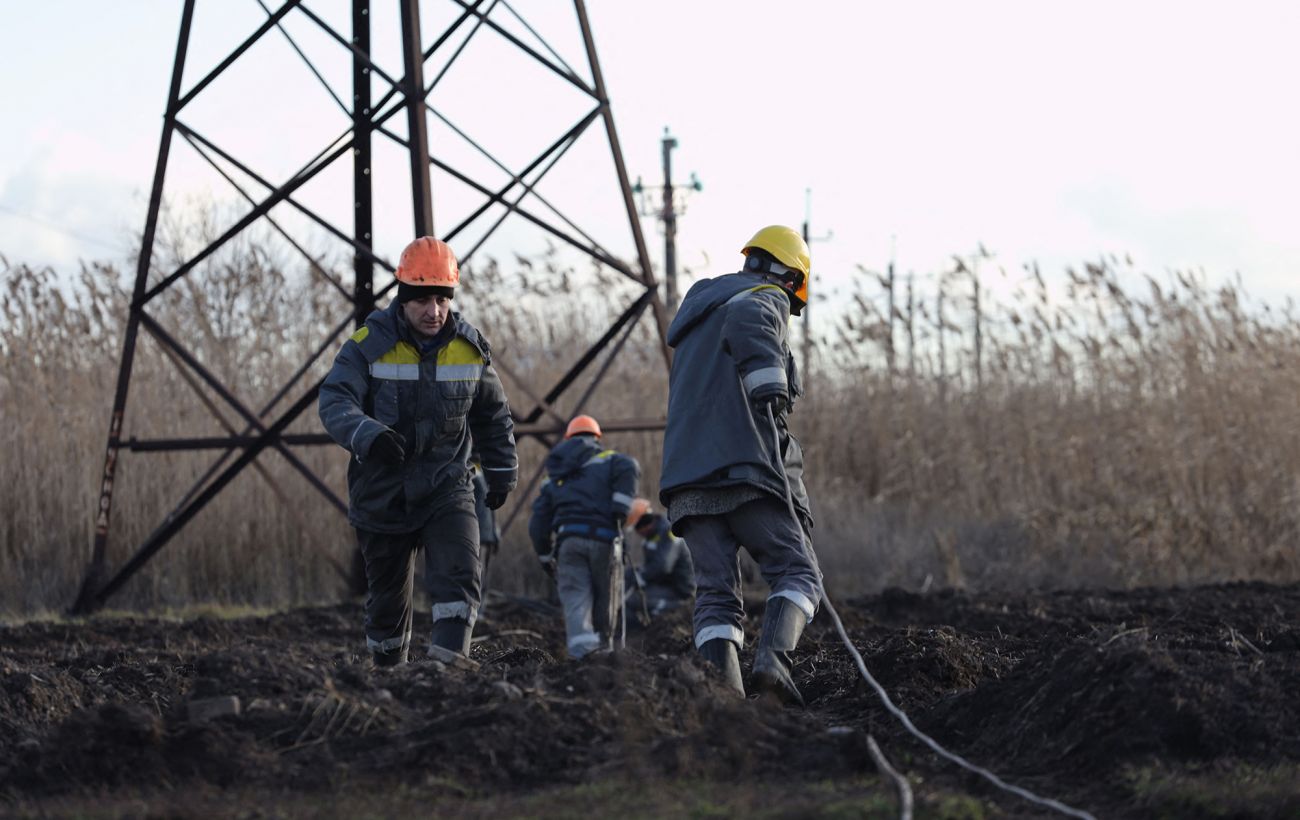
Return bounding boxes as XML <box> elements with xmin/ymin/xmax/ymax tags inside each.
<box><xmin>800</xmin><ymin>189</ymin><xmax>832</xmax><ymax>388</ymax></box>
<box><xmin>885</xmin><ymin>235</ymin><xmax>897</xmax><ymax>378</ymax></box>
<box><xmin>634</xmin><ymin>127</ymin><xmax>700</xmax><ymax>314</ymax></box>
<box><xmin>661</xmin><ymin>131</ymin><xmax>678</xmax><ymax>313</ymax></box>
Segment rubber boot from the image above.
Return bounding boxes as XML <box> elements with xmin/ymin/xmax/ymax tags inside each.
<box><xmin>698</xmin><ymin>638</ymin><xmax>745</xmax><ymax>696</ymax></box>
<box><xmin>430</xmin><ymin>617</ymin><xmax>473</xmax><ymax>656</ymax></box>
<box><xmin>750</xmin><ymin>597</ymin><xmax>808</xmax><ymax>707</ymax></box>
<box><xmin>371</xmin><ymin>647</ymin><xmax>407</xmax><ymax>668</ymax></box>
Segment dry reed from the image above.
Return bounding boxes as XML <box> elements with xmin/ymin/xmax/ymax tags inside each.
<box><xmin>3</xmin><ymin>232</ymin><xmax>1297</xmax><ymax>616</ymax></box>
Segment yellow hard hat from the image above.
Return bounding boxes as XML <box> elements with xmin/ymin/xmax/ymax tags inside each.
<box><xmin>741</xmin><ymin>225</ymin><xmax>811</xmax><ymax>308</ymax></box>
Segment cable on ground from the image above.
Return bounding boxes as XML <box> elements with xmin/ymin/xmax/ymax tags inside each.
<box><xmin>766</xmin><ymin>404</ymin><xmax>1096</xmax><ymax>820</ymax></box>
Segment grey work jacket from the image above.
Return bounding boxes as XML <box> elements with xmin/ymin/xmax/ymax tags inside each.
<box><xmin>318</xmin><ymin>301</ymin><xmax>518</xmax><ymax>533</ymax></box>
<box><xmin>659</xmin><ymin>271</ymin><xmax>813</xmax><ymax>526</ymax></box>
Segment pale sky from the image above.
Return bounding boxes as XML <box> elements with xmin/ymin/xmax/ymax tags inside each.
<box><xmin>3</xmin><ymin>0</ymin><xmax>1299</xmax><ymax>308</ymax></box>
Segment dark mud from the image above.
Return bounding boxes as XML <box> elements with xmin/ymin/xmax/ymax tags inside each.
<box><xmin>2</xmin><ymin>582</ymin><xmax>1297</xmax><ymax>818</ymax></box>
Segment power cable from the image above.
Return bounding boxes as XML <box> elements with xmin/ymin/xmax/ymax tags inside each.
<box><xmin>766</xmin><ymin>403</ymin><xmax>1096</xmax><ymax>820</ymax></box>
<box><xmin>0</xmin><ymin>203</ymin><xmax>123</xmax><ymax>253</ymax></box>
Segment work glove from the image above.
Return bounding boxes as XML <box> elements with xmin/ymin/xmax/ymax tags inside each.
<box><xmin>484</xmin><ymin>491</ymin><xmax>508</xmax><ymax>511</ymax></box>
<box><xmin>750</xmin><ymin>386</ymin><xmax>789</xmax><ymax>421</ymax></box>
<box><xmin>368</xmin><ymin>429</ymin><xmax>407</xmax><ymax>465</ymax></box>
<box><xmin>537</xmin><ymin>551</ymin><xmax>557</xmax><ymax>578</ymax></box>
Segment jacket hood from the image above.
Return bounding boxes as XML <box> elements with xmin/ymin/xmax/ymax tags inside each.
<box><xmin>545</xmin><ymin>435</ymin><xmax>602</xmax><ymax>481</ymax></box>
<box><xmin>666</xmin><ymin>271</ymin><xmax>786</xmax><ymax>347</ymax></box>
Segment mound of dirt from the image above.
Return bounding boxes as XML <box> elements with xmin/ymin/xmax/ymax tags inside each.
<box><xmin>2</xmin><ymin>582</ymin><xmax>1297</xmax><ymax>818</ymax></box>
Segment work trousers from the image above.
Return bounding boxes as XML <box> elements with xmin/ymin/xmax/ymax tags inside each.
<box><xmin>677</xmin><ymin>496</ymin><xmax>820</xmax><ymax>649</ymax></box>
<box><xmin>356</xmin><ymin>485</ymin><xmax>480</xmax><ymax>657</ymax></box>
<box><xmin>555</xmin><ymin>535</ymin><xmax>619</xmax><ymax>658</ymax></box>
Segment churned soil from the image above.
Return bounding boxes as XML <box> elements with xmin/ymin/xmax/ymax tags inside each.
<box><xmin>1</xmin><ymin>582</ymin><xmax>1297</xmax><ymax>818</ymax></box>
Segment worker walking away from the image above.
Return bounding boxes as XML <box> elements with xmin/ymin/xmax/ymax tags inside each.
<box><xmin>659</xmin><ymin>224</ymin><xmax>819</xmax><ymax>706</ymax></box>
<box><xmin>529</xmin><ymin>415</ymin><xmax>640</xmax><ymax>658</ymax></box>
<box><xmin>319</xmin><ymin>237</ymin><xmax>517</xmax><ymax>667</ymax></box>
<box><xmin>624</xmin><ymin>498</ymin><xmax>695</xmax><ymax>618</ymax></box>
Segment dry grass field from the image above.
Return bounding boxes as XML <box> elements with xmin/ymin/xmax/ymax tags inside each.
<box><xmin>2</xmin><ymin>230</ymin><xmax>1299</xmax><ymax>616</ymax></box>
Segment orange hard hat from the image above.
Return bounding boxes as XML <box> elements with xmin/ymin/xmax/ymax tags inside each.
<box><xmin>395</xmin><ymin>237</ymin><xmax>460</xmax><ymax>288</ymax></box>
<box><xmin>564</xmin><ymin>414</ymin><xmax>602</xmax><ymax>439</ymax></box>
<box><xmin>628</xmin><ymin>497</ymin><xmax>652</xmax><ymax>524</ymax></box>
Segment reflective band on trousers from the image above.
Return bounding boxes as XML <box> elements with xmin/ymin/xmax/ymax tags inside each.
<box><xmin>771</xmin><ymin>589</ymin><xmax>817</xmax><ymax>620</ymax></box>
<box><xmin>743</xmin><ymin>366</ymin><xmax>786</xmax><ymax>393</ymax></box>
<box><xmin>432</xmin><ymin>601</ymin><xmax>477</xmax><ymax>627</ymax></box>
<box><xmin>436</xmin><ymin>363</ymin><xmax>481</xmax><ymax>382</ymax></box>
<box><xmin>695</xmin><ymin>623</ymin><xmax>744</xmax><ymax>649</ymax></box>
<box><xmin>370</xmin><ymin>362</ymin><xmax>420</xmax><ymax>381</ymax></box>
<box><xmin>367</xmin><ymin>628</ymin><xmax>412</xmax><ymax>653</ymax></box>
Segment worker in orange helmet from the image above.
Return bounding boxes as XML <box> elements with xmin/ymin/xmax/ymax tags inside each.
<box><xmin>623</xmin><ymin>498</ymin><xmax>696</xmax><ymax>619</ymax></box>
<box><xmin>319</xmin><ymin>237</ymin><xmax>518</xmax><ymax>668</ymax></box>
<box><xmin>529</xmin><ymin>415</ymin><xmax>641</xmax><ymax>657</ymax></box>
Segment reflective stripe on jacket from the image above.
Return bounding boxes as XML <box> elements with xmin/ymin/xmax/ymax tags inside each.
<box><xmin>659</xmin><ymin>270</ymin><xmax>813</xmax><ymax>526</ymax></box>
<box><xmin>529</xmin><ymin>436</ymin><xmax>640</xmax><ymax>556</ymax></box>
<box><xmin>318</xmin><ymin>301</ymin><xmax>517</xmax><ymax>533</ymax></box>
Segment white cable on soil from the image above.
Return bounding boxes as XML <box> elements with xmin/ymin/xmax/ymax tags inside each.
<box><xmin>821</xmin><ymin>594</ymin><xmax>1095</xmax><ymax>820</ymax></box>
<box><xmin>765</xmin><ymin>406</ymin><xmax>1095</xmax><ymax>820</ymax></box>
<box><xmin>866</xmin><ymin>734</ymin><xmax>914</xmax><ymax>820</ymax></box>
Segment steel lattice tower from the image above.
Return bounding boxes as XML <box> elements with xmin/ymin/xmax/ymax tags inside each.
<box><xmin>72</xmin><ymin>0</ymin><xmax>669</xmax><ymax>613</ymax></box>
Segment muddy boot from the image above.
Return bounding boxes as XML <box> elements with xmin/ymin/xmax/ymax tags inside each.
<box><xmin>430</xmin><ymin>617</ymin><xmax>473</xmax><ymax>656</ymax></box>
<box><xmin>750</xmin><ymin>598</ymin><xmax>807</xmax><ymax>707</ymax></box>
<box><xmin>698</xmin><ymin>638</ymin><xmax>745</xmax><ymax>696</ymax></box>
<box><xmin>371</xmin><ymin>647</ymin><xmax>407</xmax><ymax>668</ymax></box>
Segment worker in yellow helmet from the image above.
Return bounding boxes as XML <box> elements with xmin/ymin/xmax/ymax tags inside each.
<box><xmin>319</xmin><ymin>237</ymin><xmax>518</xmax><ymax>668</ymax></box>
<box><xmin>659</xmin><ymin>224</ymin><xmax>818</xmax><ymax>705</ymax></box>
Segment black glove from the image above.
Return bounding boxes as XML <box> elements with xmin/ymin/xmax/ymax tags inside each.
<box><xmin>538</xmin><ymin>551</ymin><xmax>557</xmax><ymax>578</ymax></box>
<box><xmin>368</xmin><ymin>429</ymin><xmax>406</xmax><ymax>465</ymax></box>
<box><xmin>484</xmin><ymin>491</ymin><xmax>508</xmax><ymax>510</ymax></box>
<box><xmin>751</xmin><ymin>387</ymin><xmax>789</xmax><ymax>420</ymax></box>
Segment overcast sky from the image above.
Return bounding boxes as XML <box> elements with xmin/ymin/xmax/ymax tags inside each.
<box><xmin>3</xmin><ymin>0</ymin><xmax>1299</xmax><ymax>308</ymax></box>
